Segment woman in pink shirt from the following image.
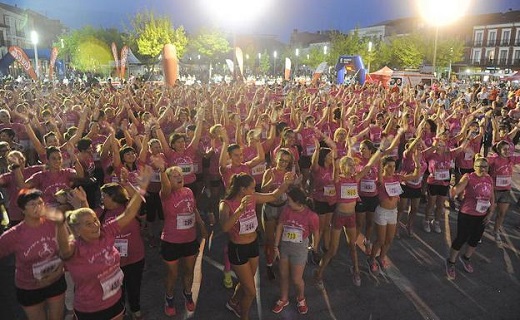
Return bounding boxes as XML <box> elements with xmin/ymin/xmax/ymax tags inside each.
<box><xmin>51</xmin><ymin>167</ymin><xmax>151</xmax><ymax>320</ymax></box>
<box><xmin>271</xmin><ymin>187</ymin><xmax>319</xmax><ymax>315</ymax></box>
<box><xmin>446</xmin><ymin>156</ymin><xmax>495</xmax><ymax>280</ymax></box>
<box><xmin>98</xmin><ymin>183</ymin><xmax>146</xmax><ymax>320</ymax></box>
<box><xmin>220</xmin><ymin>172</ymin><xmax>293</xmax><ymax>319</ymax></box>
<box><xmin>368</xmin><ymin>154</ymin><xmax>420</xmax><ymax>275</ymax></box>
<box><xmin>0</xmin><ymin>189</ymin><xmax>66</xmax><ymax>320</ymax></box>
<box><xmin>155</xmin><ymin>162</ymin><xmax>207</xmax><ymax>316</ymax></box>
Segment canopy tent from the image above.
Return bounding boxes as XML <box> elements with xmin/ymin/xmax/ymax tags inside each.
<box><xmin>366</xmin><ymin>66</ymin><xmax>393</xmax><ymax>87</ymax></box>
<box><xmin>504</xmin><ymin>71</ymin><xmax>520</xmax><ymax>81</ymax></box>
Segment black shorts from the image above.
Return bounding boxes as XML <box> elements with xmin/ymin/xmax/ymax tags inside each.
<box><xmin>210</xmin><ymin>179</ymin><xmax>222</xmax><ymax>188</ymax></box>
<box><xmin>144</xmin><ymin>192</ymin><xmax>164</xmax><ymax>222</ymax></box>
<box><xmin>401</xmin><ymin>185</ymin><xmax>422</xmax><ymax>199</ymax></box>
<box><xmin>196</xmin><ymin>173</ymin><xmax>204</xmax><ymax>183</ymax></box>
<box><xmin>313</xmin><ymin>200</ymin><xmax>336</xmax><ymax>215</ymax></box>
<box><xmin>355</xmin><ymin>195</ymin><xmax>379</xmax><ymax>213</ymax></box>
<box><xmin>161</xmin><ymin>239</ymin><xmax>199</xmax><ymax>262</ymax></box>
<box><xmin>299</xmin><ymin>155</ymin><xmax>311</xmax><ymax>169</ymax></box>
<box><xmin>255</xmin><ymin>183</ymin><xmax>262</xmax><ymax>193</ymax></box>
<box><xmin>16</xmin><ymin>275</ymin><xmax>66</xmax><ymax>307</ymax></box>
<box><xmin>457</xmin><ymin>167</ymin><xmax>474</xmax><ymax>175</ymax></box>
<box><xmin>428</xmin><ymin>184</ymin><xmax>450</xmax><ymax>197</ymax></box>
<box><xmin>74</xmin><ymin>300</ymin><xmax>125</xmax><ymax>320</ymax></box>
<box><xmin>228</xmin><ymin>238</ymin><xmax>259</xmax><ymax>265</ymax></box>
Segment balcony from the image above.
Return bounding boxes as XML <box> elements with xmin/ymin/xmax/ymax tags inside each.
<box><xmin>464</xmin><ymin>58</ymin><xmax>519</xmax><ymax>67</ymax></box>
<box><xmin>515</xmin><ymin>40</ymin><xmax>520</xmax><ymax>46</ymax></box>
<box><xmin>486</xmin><ymin>40</ymin><xmax>497</xmax><ymax>47</ymax></box>
<box><xmin>499</xmin><ymin>40</ymin><xmax>511</xmax><ymax>46</ymax></box>
<box><xmin>473</xmin><ymin>41</ymin><xmax>483</xmax><ymax>47</ymax></box>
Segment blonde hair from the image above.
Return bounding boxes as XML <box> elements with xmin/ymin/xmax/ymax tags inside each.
<box><xmin>66</xmin><ymin>207</ymin><xmax>95</xmax><ymax>228</ymax></box>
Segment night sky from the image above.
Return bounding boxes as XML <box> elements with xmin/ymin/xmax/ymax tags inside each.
<box><xmin>4</xmin><ymin>0</ymin><xmax>520</xmax><ymax>41</ymax></box>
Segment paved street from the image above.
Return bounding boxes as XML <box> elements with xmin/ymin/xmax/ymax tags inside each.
<box><xmin>1</xmin><ymin>190</ymin><xmax>520</xmax><ymax>320</ymax></box>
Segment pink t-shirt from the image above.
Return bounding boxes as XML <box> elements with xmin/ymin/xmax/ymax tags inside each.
<box><xmin>460</xmin><ymin>173</ymin><xmax>494</xmax><ymax>216</ymax></box>
<box><xmin>425</xmin><ymin>150</ymin><xmax>455</xmax><ymax>186</ymax></box>
<box><xmin>311</xmin><ymin>166</ymin><xmax>336</xmax><ymax>204</ymax></box>
<box><xmin>279</xmin><ymin>206</ymin><xmax>319</xmax><ymax>243</ymax></box>
<box><xmin>140</xmin><ymin>152</ymin><xmax>167</xmax><ymax>193</ymax></box>
<box><xmin>0</xmin><ymin>219</ymin><xmax>63</xmax><ymax>290</ymax></box>
<box><xmin>65</xmin><ymin>219</ymin><xmax>123</xmax><ymax>313</ymax></box>
<box><xmin>220</xmin><ymin>163</ymin><xmax>251</xmax><ymax>189</ymax></box>
<box><xmin>335</xmin><ymin>176</ymin><xmax>360</xmax><ymax>204</ymax></box>
<box><xmin>26</xmin><ymin>168</ymin><xmax>77</xmax><ymax>204</ymax></box>
<box><xmin>166</xmin><ymin>146</ymin><xmax>197</xmax><ymax>185</ymax></box>
<box><xmin>378</xmin><ymin>175</ymin><xmax>403</xmax><ymax>201</ymax></box>
<box><xmin>99</xmin><ymin>206</ymin><xmax>145</xmax><ymax>267</ymax></box>
<box><xmin>161</xmin><ymin>187</ymin><xmax>197</xmax><ymax>244</ymax></box>
<box><xmin>488</xmin><ymin>154</ymin><xmax>520</xmax><ymax>191</ymax></box>
<box><xmin>0</xmin><ymin>165</ymin><xmax>44</xmax><ymax>221</ymax></box>
<box><xmin>243</xmin><ymin>144</ymin><xmax>266</xmax><ymax>185</ymax></box>
<box><xmin>356</xmin><ymin>156</ymin><xmax>379</xmax><ymax>197</ymax></box>
<box><xmin>455</xmin><ymin>137</ymin><xmax>482</xmax><ymax>169</ymax></box>
<box><xmin>298</xmin><ymin>128</ymin><xmax>318</xmax><ymax>156</ymax></box>
<box><xmin>400</xmin><ymin>152</ymin><xmax>427</xmax><ymax>189</ymax></box>
<box><xmin>222</xmin><ymin>198</ymin><xmax>258</xmax><ymax>243</ymax></box>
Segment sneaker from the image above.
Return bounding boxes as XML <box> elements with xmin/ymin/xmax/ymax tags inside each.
<box><xmin>407</xmin><ymin>225</ymin><xmax>415</xmax><ymax>238</ymax></box>
<box><xmin>495</xmin><ymin>232</ymin><xmax>503</xmax><ymax>245</ymax></box>
<box><xmin>266</xmin><ymin>265</ymin><xmax>276</xmax><ymax>281</ymax></box>
<box><xmin>226</xmin><ymin>300</ymin><xmax>241</xmax><ymax>318</ymax></box>
<box><xmin>433</xmin><ymin>221</ymin><xmax>442</xmax><ymax>234</ymax></box>
<box><xmin>310</xmin><ymin>251</ymin><xmax>321</xmax><ymax>265</ymax></box>
<box><xmin>459</xmin><ymin>255</ymin><xmax>474</xmax><ymax>273</ymax></box>
<box><xmin>223</xmin><ymin>272</ymin><xmax>233</xmax><ymax>289</ymax></box>
<box><xmin>363</xmin><ymin>239</ymin><xmax>372</xmax><ymax>256</ymax></box>
<box><xmin>132</xmin><ymin>311</ymin><xmax>144</xmax><ymax>320</ymax></box>
<box><xmin>313</xmin><ymin>269</ymin><xmax>324</xmax><ymax>290</ymax></box>
<box><xmin>445</xmin><ymin>259</ymin><xmax>456</xmax><ymax>280</ymax></box>
<box><xmin>423</xmin><ymin>220</ymin><xmax>431</xmax><ymax>233</ymax></box>
<box><xmin>352</xmin><ymin>271</ymin><xmax>361</xmax><ymax>287</ymax></box>
<box><xmin>183</xmin><ymin>290</ymin><xmax>195</xmax><ymax>312</ymax></box>
<box><xmin>271</xmin><ymin>299</ymin><xmax>289</xmax><ymax>314</ymax></box>
<box><xmin>164</xmin><ymin>295</ymin><xmax>176</xmax><ymax>316</ymax></box>
<box><xmin>368</xmin><ymin>258</ymin><xmax>380</xmax><ymax>276</ymax></box>
<box><xmin>377</xmin><ymin>257</ymin><xmax>390</xmax><ymax>270</ymax></box>
<box><xmin>296</xmin><ymin>297</ymin><xmax>308</xmax><ymax>315</ymax></box>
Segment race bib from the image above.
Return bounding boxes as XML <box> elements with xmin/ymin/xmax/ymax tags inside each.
<box><xmin>385</xmin><ymin>181</ymin><xmax>403</xmax><ymax>197</ymax></box>
<box><xmin>114</xmin><ymin>239</ymin><xmax>128</xmax><ymax>257</ymax></box>
<box><xmin>340</xmin><ymin>183</ymin><xmax>358</xmax><ymax>199</ymax></box>
<box><xmin>464</xmin><ymin>150</ymin><xmax>474</xmax><ymax>161</ymax></box>
<box><xmin>32</xmin><ymin>256</ymin><xmax>62</xmax><ymax>280</ymax></box>
<box><xmin>476</xmin><ymin>199</ymin><xmax>491</xmax><ymax>213</ymax></box>
<box><xmin>306</xmin><ymin>145</ymin><xmax>316</xmax><ymax>156</ymax></box>
<box><xmin>93</xmin><ymin>152</ymin><xmax>101</xmax><ymax>161</ymax></box>
<box><xmin>407</xmin><ymin>176</ymin><xmax>422</xmax><ymax>187</ymax></box>
<box><xmin>177</xmin><ymin>213</ymin><xmax>195</xmax><ymax>230</ymax></box>
<box><xmin>179</xmin><ymin>164</ymin><xmax>193</xmax><ymax>175</ymax></box>
<box><xmin>360</xmin><ymin>180</ymin><xmax>376</xmax><ymax>193</ymax></box>
<box><xmin>100</xmin><ymin>268</ymin><xmax>124</xmax><ymax>301</ymax></box>
<box><xmin>239</xmin><ymin>215</ymin><xmax>258</xmax><ymax>234</ymax></box>
<box><xmin>323</xmin><ymin>185</ymin><xmax>336</xmax><ymax>197</ymax></box>
<box><xmin>496</xmin><ymin>175</ymin><xmax>511</xmax><ymax>188</ymax></box>
<box><xmin>434</xmin><ymin>169</ymin><xmax>450</xmax><ymax>181</ymax></box>
<box><xmin>282</xmin><ymin>226</ymin><xmax>303</xmax><ymax>243</ymax></box>
<box><xmin>150</xmin><ymin>171</ymin><xmax>161</xmax><ymax>182</ymax></box>
<box><xmin>251</xmin><ymin>163</ymin><xmax>267</xmax><ymax>176</ymax></box>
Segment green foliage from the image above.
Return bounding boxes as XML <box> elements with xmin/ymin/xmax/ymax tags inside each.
<box><xmin>259</xmin><ymin>50</ymin><xmax>271</xmax><ymax>74</ymax></box>
<box><xmin>126</xmin><ymin>11</ymin><xmax>187</xmax><ymax>64</ymax></box>
<box><xmin>190</xmin><ymin>28</ymin><xmax>230</xmax><ymax>60</ymax></box>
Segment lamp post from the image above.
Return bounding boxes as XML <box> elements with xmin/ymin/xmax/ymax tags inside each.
<box><xmin>31</xmin><ymin>31</ymin><xmax>39</xmax><ymax>79</ymax></box>
<box><xmin>323</xmin><ymin>45</ymin><xmax>328</xmax><ymax>55</ymax></box>
<box><xmin>295</xmin><ymin>48</ymin><xmax>299</xmax><ymax>78</ymax></box>
<box><xmin>417</xmin><ymin>0</ymin><xmax>470</xmax><ymax>79</ymax></box>
<box><xmin>273</xmin><ymin>50</ymin><xmax>277</xmax><ymax>76</ymax></box>
<box><xmin>367</xmin><ymin>41</ymin><xmax>373</xmax><ymax>73</ymax></box>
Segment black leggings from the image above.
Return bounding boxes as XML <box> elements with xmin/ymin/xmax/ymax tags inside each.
<box><xmin>451</xmin><ymin>212</ymin><xmax>485</xmax><ymax>251</ymax></box>
<box><xmin>121</xmin><ymin>259</ymin><xmax>145</xmax><ymax>313</ymax></box>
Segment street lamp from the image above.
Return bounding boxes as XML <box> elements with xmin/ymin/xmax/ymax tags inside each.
<box><xmin>31</xmin><ymin>30</ymin><xmax>39</xmax><ymax>79</ymax></box>
<box><xmin>323</xmin><ymin>45</ymin><xmax>328</xmax><ymax>55</ymax></box>
<box><xmin>367</xmin><ymin>41</ymin><xmax>373</xmax><ymax>73</ymax></box>
<box><xmin>273</xmin><ymin>50</ymin><xmax>277</xmax><ymax>76</ymax></box>
<box><xmin>417</xmin><ymin>0</ymin><xmax>470</xmax><ymax>78</ymax></box>
<box><xmin>295</xmin><ymin>48</ymin><xmax>299</xmax><ymax>77</ymax></box>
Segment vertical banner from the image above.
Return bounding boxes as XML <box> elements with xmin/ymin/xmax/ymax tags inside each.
<box><xmin>225</xmin><ymin>59</ymin><xmax>234</xmax><ymax>74</ymax></box>
<box><xmin>8</xmin><ymin>46</ymin><xmax>37</xmax><ymax>80</ymax></box>
<box><xmin>48</xmin><ymin>47</ymin><xmax>59</xmax><ymax>80</ymax></box>
<box><xmin>312</xmin><ymin>62</ymin><xmax>327</xmax><ymax>85</ymax></box>
<box><xmin>284</xmin><ymin>57</ymin><xmax>292</xmax><ymax>81</ymax></box>
<box><xmin>162</xmin><ymin>44</ymin><xmax>178</xmax><ymax>86</ymax></box>
<box><xmin>235</xmin><ymin>47</ymin><xmax>244</xmax><ymax>80</ymax></box>
<box><xmin>120</xmin><ymin>45</ymin><xmax>129</xmax><ymax>79</ymax></box>
<box><xmin>111</xmin><ymin>42</ymin><xmax>119</xmax><ymax>76</ymax></box>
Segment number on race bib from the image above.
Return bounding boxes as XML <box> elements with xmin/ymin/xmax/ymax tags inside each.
<box><xmin>340</xmin><ymin>183</ymin><xmax>358</xmax><ymax>199</ymax></box>
<box><xmin>496</xmin><ymin>176</ymin><xmax>511</xmax><ymax>188</ymax></box>
<box><xmin>384</xmin><ymin>181</ymin><xmax>403</xmax><ymax>197</ymax></box>
<box><xmin>114</xmin><ymin>239</ymin><xmax>129</xmax><ymax>257</ymax></box>
<box><xmin>360</xmin><ymin>180</ymin><xmax>376</xmax><ymax>193</ymax></box>
<box><xmin>476</xmin><ymin>199</ymin><xmax>491</xmax><ymax>213</ymax></box>
<box><xmin>323</xmin><ymin>185</ymin><xmax>336</xmax><ymax>197</ymax></box>
<box><xmin>239</xmin><ymin>215</ymin><xmax>258</xmax><ymax>234</ymax></box>
<box><xmin>32</xmin><ymin>256</ymin><xmax>62</xmax><ymax>280</ymax></box>
<box><xmin>101</xmin><ymin>269</ymin><xmax>124</xmax><ymax>301</ymax></box>
<box><xmin>282</xmin><ymin>226</ymin><xmax>303</xmax><ymax>243</ymax></box>
<box><xmin>434</xmin><ymin>170</ymin><xmax>450</xmax><ymax>181</ymax></box>
<box><xmin>177</xmin><ymin>214</ymin><xmax>195</xmax><ymax>230</ymax></box>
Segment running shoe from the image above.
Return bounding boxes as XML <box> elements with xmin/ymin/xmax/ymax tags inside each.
<box><xmin>363</xmin><ymin>239</ymin><xmax>372</xmax><ymax>256</ymax></box>
<box><xmin>271</xmin><ymin>299</ymin><xmax>289</xmax><ymax>314</ymax></box>
<box><xmin>313</xmin><ymin>269</ymin><xmax>324</xmax><ymax>290</ymax></box>
<box><xmin>459</xmin><ymin>256</ymin><xmax>474</xmax><ymax>273</ymax></box>
<box><xmin>164</xmin><ymin>295</ymin><xmax>176</xmax><ymax>316</ymax></box>
<box><xmin>433</xmin><ymin>220</ymin><xmax>442</xmax><ymax>234</ymax></box>
<box><xmin>445</xmin><ymin>259</ymin><xmax>456</xmax><ymax>280</ymax></box>
<box><xmin>223</xmin><ymin>272</ymin><xmax>233</xmax><ymax>289</ymax></box>
<box><xmin>183</xmin><ymin>290</ymin><xmax>195</xmax><ymax>312</ymax></box>
<box><xmin>423</xmin><ymin>220</ymin><xmax>431</xmax><ymax>233</ymax></box>
<box><xmin>131</xmin><ymin>311</ymin><xmax>144</xmax><ymax>320</ymax></box>
<box><xmin>266</xmin><ymin>265</ymin><xmax>276</xmax><ymax>281</ymax></box>
<box><xmin>296</xmin><ymin>297</ymin><xmax>308</xmax><ymax>315</ymax></box>
<box><xmin>377</xmin><ymin>257</ymin><xmax>390</xmax><ymax>270</ymax></box>
<box><xmin>352</xmin><ymin>271</ymin><xmax>361</xmax><ymax>287</ymax></box>
<box><xmin>495</xmin><ymin>232</ymin><xmax>503</xmax><ymax>245</ymax></box>
<box><xmin>368</xmin><ymin>258</ymin><xmax>380</xmax><ymax>276</ymax></box>
<box><xmin>226</xmin><ymin>300</ymin><xmax>241</xmax><ymax>318</ymax></box>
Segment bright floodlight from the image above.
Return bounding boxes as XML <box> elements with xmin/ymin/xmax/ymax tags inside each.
<box><xmin>31</xmin><ymin>30</ymin><xmax>38</xmax><ymax>45</ymax></box>
<box><xmin>201</xmin><ymin>0</ymin><xmax>272</xmax><ymax>28</ymax></box>
<box><xmin>416</xmin><ymin>0</ymin><xmax>471</xmax><ymax>26</ymax></box>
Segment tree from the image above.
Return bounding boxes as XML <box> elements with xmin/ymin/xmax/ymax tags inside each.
<box><xmin>259</xmin><ymin>50</ymin><xmax>271</xmax><ymax>75</ymax></box>
<box><xmin>126</xmin><ymin>11</ymin><xmax>188</xmax><ymax>65</ymax></box>
<box><xmin>190</xmin><ymin>28</ymin><xmax>230</xmax><ymax>62</ymax></box>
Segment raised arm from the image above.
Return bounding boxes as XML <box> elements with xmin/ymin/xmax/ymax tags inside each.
<box><xmin>116</xmin><ymin>166</ymin><xmax>152</xmax><ymax>229</ymax></box>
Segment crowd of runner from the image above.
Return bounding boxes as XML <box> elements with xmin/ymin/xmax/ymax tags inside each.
<box><xmin>0</xmin><ymin>78</ymin><xmax>519</xmax><ymax>320</ymax></box>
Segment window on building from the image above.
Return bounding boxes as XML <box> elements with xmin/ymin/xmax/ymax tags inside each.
<box><xmin>486</xmin><ymin>49</ymin><xmax>495</xmax><ymax>62</ymax></box>
<box><xmin>474</xmin><ymin>31</ymin><xmax>483</xmax><ymax>46</ymax></box>
<box><xmin>514</xmin><ymin>50</ymin><xmax>520</xmax><ymax>66</ymax></box>
<box><xmin>488</xmin><ymin>30</ymin><xmax>496</xmax><ymax>46</ymax></box>
<box><xmin>472</xmin><ymin>49</ymin><xmax>481</xmax><ymax>64</ymax></box>
<box><xmin>501</xmin><ymin>30</ymin><xmax>511</xmax><ymax>46</ymax></box>
<box><xmin>516</xmin><ymin>29</ymin><xmax>520</xmax><ymax>46</ymax></box>
<box><xmin>499</xmin><ymin>49</ymin><xmax>508</xmax><ymax>65</ymax></box>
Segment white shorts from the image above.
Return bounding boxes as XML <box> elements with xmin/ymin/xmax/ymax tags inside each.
<box><xmin>374</xmin><ymin>206</ymin><xmax>398</xmax><ymax>226</ymax></box>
